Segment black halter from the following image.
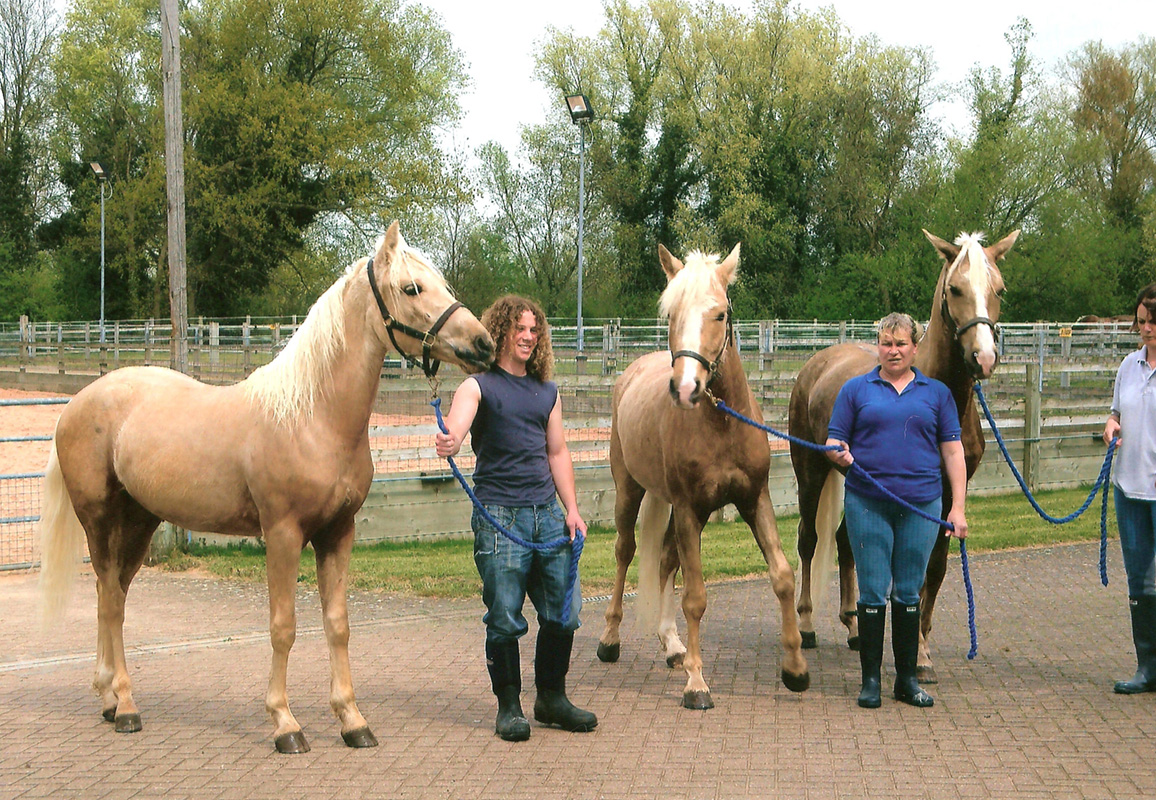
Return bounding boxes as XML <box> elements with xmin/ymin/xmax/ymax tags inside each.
<box><xmin>941</xmin><ymin>290</ymin><xmax>999</xmax><ymax>342</ymax></box>
<box><xmin>366</xmin><ymin>257</ymin><xmax>463</xmax><ymax>378</ymax></box>
<box><xmin>670</xmin><ymin>304</ymin><xmax>733</xmax><ymax>385</ymax></box>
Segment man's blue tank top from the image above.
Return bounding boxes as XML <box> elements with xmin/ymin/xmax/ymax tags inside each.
<box><xmin>470</xmin><ymin>366</ymin><xmax>558</xmax><ymax>506</ymax></box>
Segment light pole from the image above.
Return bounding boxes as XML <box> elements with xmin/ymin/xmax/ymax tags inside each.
<box><xmin>90</xmin><ymin>162</ymin><xmax>109</xmax><ymax>344</ymax></box>
<box><xmin>565</xmin><ymin>93</ymin><xmax>594</xmax><ymax>354</ymax></box>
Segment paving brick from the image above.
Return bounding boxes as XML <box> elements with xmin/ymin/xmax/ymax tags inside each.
<box><xmin>2</xmin><ymin>541</ymin><xmax>1156</xmax><ymax>799</ymax></box>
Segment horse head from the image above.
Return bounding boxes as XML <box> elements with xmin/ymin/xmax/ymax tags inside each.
<box><xmin>658</xmin><ymin>242</ymin><xmax>740</xmax><ymax>409</ymax></box>
<box><xmin>923</xmin><ymin>229</ymin><xmax>1019</xmax><ymax>380</ymax></box>
<box><xmin>368</xmin><ymin>221</ymin><xmax>494</xmax><ymax>374</ymax></box>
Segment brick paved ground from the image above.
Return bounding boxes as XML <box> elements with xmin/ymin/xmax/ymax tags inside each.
<box><xmin>1</xmin><ymin>541</ymin><xmax>1155</xmax><ymax>800</ymax></box>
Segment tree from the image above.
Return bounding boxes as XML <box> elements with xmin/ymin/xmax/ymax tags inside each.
<box><xmin>181</xmin><ymin>0</ymin><xmax>468</xmax><ymax>315</ymax></box>
<box><xmin>0</xmin><ymin>0</ymin><xmax>55</xmax><ymax>318</ymax></box>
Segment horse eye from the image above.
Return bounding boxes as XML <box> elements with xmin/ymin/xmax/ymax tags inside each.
<box><xmin>716</xmin><ymin>313</ymin><xmax>726</xmax><ymax>322</ymax></box>
<box><xmin>949</xmin><ymin>285</ymin><xmax>963</xmax><ymax>297</ymax></box>
<box><xmin>403</xmin><ymin>284</ymin><xmax>422</xmax><ymax>297</ymax></box>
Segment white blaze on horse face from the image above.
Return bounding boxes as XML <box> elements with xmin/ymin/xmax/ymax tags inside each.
<box><xmin>672</xmin><ymin>308</ymin><xmax>706</xmax><ymax>407</ymax></box>
<box><xmin>954</xmin><ymin>234</ymin><xmax>998</xmax><ymax>378</ymax></box>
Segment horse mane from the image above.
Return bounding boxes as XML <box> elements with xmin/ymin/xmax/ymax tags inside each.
<box><xmin>241</xmin><ymin>236</ymin><xmax>447</xmax><ymax>426</ymax></box>
<box><xmin>658</xmin><ymin>250</ymin><xmax>730</xmax><ymax>319</ymax></box>
<box><xmin>241</xmin><ymin>263</ymin><xmax>354</xmax><ymax>426</ymax></box>
<box><xmin>953</xmin><ymin>232</ymin><xmax>991</xmax><ymax>293</ymax></box>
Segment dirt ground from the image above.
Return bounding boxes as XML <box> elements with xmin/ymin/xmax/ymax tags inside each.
<box><xmin>0</xmin><ymin>388</ymin><xmax>67</xmax><ymax>476</ymax></box>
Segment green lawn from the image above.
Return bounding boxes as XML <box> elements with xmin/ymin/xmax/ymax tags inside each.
<box><xmin>163</xmin><ymin>486</ymin><xmax>1116</xmax><ymax>599</ymax></box>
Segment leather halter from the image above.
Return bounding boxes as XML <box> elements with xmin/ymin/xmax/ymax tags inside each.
<box><xmin>940</xmin><ymin>290</ymin><xmax>999</xmax><ymax>343</ymax></box>
<box><xmin>670</xmin><ymin>304</ymin><xmax>733</xmax><ymax>385</ymax></box>
<box><xmin>366</xmin><ymin>256</ymin><xmax>463</xmax><ymax>378</ymax></box>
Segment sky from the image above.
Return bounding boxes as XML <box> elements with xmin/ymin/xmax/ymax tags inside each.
<box><xmin>422</xmin><ymin>0</ymin><xmax>1156</xmax><ymax>154</ymax></box>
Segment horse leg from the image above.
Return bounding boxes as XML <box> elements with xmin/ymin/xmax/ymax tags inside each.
<box><xmin>670</xmin><ymin>504</ymin><xmax>712</xmax><ymax>709</ymax></box>
<box><xmin>264</xmin><ymin>526</ymin><xmax>308</xmax><ymax>754</ymax></box>
<box><xmin>836</xmin><ymin>519</ymin><xmax>860</xmax><ymax>650</ymax></box>
<box><xmin>83</xmin><ymin>499</ymin><xmax>159</xmax><ymax>733</ymax></box>
<box><xmin>794</xmin><ymin>476</ymin><xmax>820</xmax><ymax>649</ymax></box>
<box><xmin>917</xmin><ymin>532</ymin><xmax>951</xmax><ymax>684</ymax></box>
<box><xmin>739</xmin><ymin>489</ymin><xmax>809</xmax><ymax>692</ymax></box>
<box><xmin>657</xmin><ymin>526</ymin><xmax>686</xmax><ymax>668</ymax></box>
<box><xmin>597</xmin><ymin>475</ymin><xmax>644</xmax><ymax>663</ymax></box>
<box><xmin>313</xmin><ymin>517</ymin><xmax>376</xmax><ymax>748</ymax></box>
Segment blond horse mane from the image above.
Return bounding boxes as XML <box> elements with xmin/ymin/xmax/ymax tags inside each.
<box><xmin>953</xmin><ymin>232</ymin><xmax>991</xmax><ymax>292</ymax></box>
<box><xmin>242</xmin><ymin>236</ymin><xmax>449</xmax><ymax>426</ymax></box>
<box><xmin>241</xmin><ymin>267</ymin><xmax>353</xmax><ymax>427</ymax></box>
<box><xmin>658</xmin><ymin>250</ymin><xmax>732</xmax><ymax>319</ymax></box>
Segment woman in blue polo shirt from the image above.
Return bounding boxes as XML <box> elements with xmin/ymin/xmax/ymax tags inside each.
<box><xmin>825</xmin><ymin>312</ymin><xmax>969</xmax><ymax>709</ymax></box>
<box><xmin>1103</xmin><ymin>283</ymin><xmax>1156</xmax><ymax>695</ymax></box>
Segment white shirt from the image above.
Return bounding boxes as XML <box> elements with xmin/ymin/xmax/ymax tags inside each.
<box><xmin>1111</xmin><ymin>348</ymin><xmax>1156</xmax><ymax>500</ymax></box>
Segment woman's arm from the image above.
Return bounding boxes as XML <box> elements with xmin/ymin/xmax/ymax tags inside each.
<box><xmin>434</xmin><ymin>377</ymin><xmax>481</xmax><ymax>458</ymax></box>
<box><xmin>940</xmin><ymin>439</ymin><xmax>968</xmax><ymax>539</ymax></box>
<box><xmin>546</xmin><ymin>395</ymin><xmax>585</xmax><ymax>540</ymax></box>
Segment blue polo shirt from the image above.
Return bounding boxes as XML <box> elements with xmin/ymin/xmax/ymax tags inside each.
<box><xmin>1110</xmin><ymin>348</ymin><xmax>1156</xmax><ymax>500</ymax></box>
<box><xmin>827</xmin><ymin>366</ymin><xmax>962</xmax><ymax>504</ymax></box>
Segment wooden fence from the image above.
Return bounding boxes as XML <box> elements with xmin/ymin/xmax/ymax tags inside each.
<box><xmin>0</xmin><ymin>331</ymin><xmax>1123</xmax><ymax>568</ymax></box>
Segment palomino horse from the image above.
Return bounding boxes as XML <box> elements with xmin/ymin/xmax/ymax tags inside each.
<box><xmin>38</xmin><ymin>221</ymin><xmax>495</xmax><ymax>753</ymax></box>
<box><xmin>595</xmin><ymin>243</ymin><xmax>809</xmax><ymax>708</ymax></box>
<box><xmin>789</xmin><ymin>229</ymin><xmax>1019</xmax><ymax>681</ymax></box>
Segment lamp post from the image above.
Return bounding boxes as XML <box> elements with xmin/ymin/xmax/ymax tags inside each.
<box><xmin>565</xmin><ymin>93</ymin><xmax>594</xmax><ymax>354</ymax></box>
<box><xmin>90</xmin><ymin>162</ymin><xmax>109</xmax><ymax>344</ymax></box>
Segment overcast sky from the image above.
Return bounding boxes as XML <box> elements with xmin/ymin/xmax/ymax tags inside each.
<box><xmin>423</xmin><ymin>0</ymin><xmax>1156</xmax><ymax>153</ymax></box>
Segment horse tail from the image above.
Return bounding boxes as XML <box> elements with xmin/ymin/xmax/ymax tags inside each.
<box><xmin>810</xmin><ymin>468</ymin><xmax>845</xmax><ymax>618</ymax></box>
<box><xmin>38</xmin><ymin>436</ymin><xmax>85</xmax><ymax>628</ymax></box>
<box><xmin>634</xmin><ymin>492</ymin><xmax>672</xmax><ymax>633</ymax></box>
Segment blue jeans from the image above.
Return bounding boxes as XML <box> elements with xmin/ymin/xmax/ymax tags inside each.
<box><xmin>844</xmin><ymin>488</ymin><xmax>941</xmax><ymax>607</ymax></box>
<box><xmin>473</xmin><ymin>499</ymin><xmax>582</xmax><ymax>644</ymax></box>
<box><xmin>1114</xmin><ymin>486</ymin><xmax>1156</xmax><ymax>597</ymax></box>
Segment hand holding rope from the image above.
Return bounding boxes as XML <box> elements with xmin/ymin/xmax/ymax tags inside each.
<box><xmin>431</xmin><ymin>398</ymin><xmax>583</xmax><ymax>626</ymax></box>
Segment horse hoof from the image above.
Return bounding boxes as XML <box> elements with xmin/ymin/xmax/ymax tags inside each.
<box><xmin>916</xmin><ymin>665</ymin><xmax>938</xmax><ymax>685</ymax></box>
<box><xmin>341</xmin><ymin>726</ymin><xmax>378</xmax><ymax>748</ymax></box>
<box><xmin>102</xmin><ymin>708</ymin><xmax>116</xmax><ymax>723</ymax></box>
<box><xmin>847</xmin><ymin>635</ymin><xmax>860</xmax><ymax>652</ymax></box>
<box><xmin>274</xmin><ymin>731</ymin><xmax>311</xmax><ymax>754</ymax></box>
<box><xmin>682</xmin><ymin>690</ymin><xmax>714</xmax><ymax>710</ymax></box>
<box><xmin>114</xmin><ymin>713</ymin><xmax>142</xmax><ymax>733</ymax></box>
<box><xmin>782</xmin><ymin>669</ymin><xmax>811</xmax><ymax>693</ymax></box>
<box><xmin>800</xmin><ymin>631</ymin><xmax>818</xmax><ymax>649</ymax></box>
<box><xmin>666</xmin><ymin>652</ymin><xmax>685</xmax><ymax>669</ymax></box>
<box><xmin>597</xmin><ymin>641</ymin><xmax>620</xmax><ymax>663</ymax></box>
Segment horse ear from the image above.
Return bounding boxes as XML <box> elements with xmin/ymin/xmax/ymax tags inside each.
<box><xmin>923</xmin><ymin>229</ymin><xmax>960</xmax><ymax>263</ymax></box>
<box><xmin>377</xmin><ymin>221</ymin><xmax>401</xmax><ymax>265</ymax></box>
<box><xmin>718</xmin><ymin>243</ymin><xmax>740</xmax><ymax>285</ymax></box>
<box><xmin>988</xmin><ymin>229</ymin><xmax>1020</xmax><ymax>261</ymax></box>
<box><xmin>658</xmin><ymin>244</ymin><xmax>683</xmax><ymax>282</ymax></box>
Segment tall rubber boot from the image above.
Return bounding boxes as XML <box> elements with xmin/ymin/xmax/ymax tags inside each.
<box><xmin>856</xmin><ymin>604</ymin><xmax>886</xmax><ymax>708</ymax></box>
<box><xmin>533</xmin><ymin>624</ymin><xmax>598</xmax><ymax>732</ymax></box>
<box><xmin>1115</xmin><ymin>595</ymin><xmax>1156</xmax><ymax>694</ymax></box>
<box><xmin>486</xmin><ymin>639</ymin><xmax>530</xmax><ymax>741</ymax></box>
<box><xmin>892</xmin><ymin>602</ymin><xmax>934</xmax><ymax>707</ymax></box>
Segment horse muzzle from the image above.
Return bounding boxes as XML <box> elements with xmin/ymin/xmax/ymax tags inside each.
<box><xmin>668</xmin><ymin>375</ymin><xmax>703</xmax><ymax>409</ymax></box>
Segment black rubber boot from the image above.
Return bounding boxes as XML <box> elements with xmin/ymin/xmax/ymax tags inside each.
<box><xmin>892</xmin><ymin>602</ymin><xmax>934</xmax><ymax>707</ymax></box>
<box><xmin>856</xmin><ymin>604</ymin><xmax>886</xmax><ymax>709</ymax></box>
<box><xmin>533</xmin><ymin>624</ymin><xmax>598</xmax><ymax>732</ymax></box>
<box><xmin>487</xmin><ymin>639</ymin><xmax>530</xmax><ymax>741</ymax></box>
<box><xmin>1115</xmin><ymin>595</ymin><xmax>1156</xmax><ymax>694</ymax></box>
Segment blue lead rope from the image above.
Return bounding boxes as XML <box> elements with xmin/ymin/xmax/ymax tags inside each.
<box><xmin>430</xmin><ymin>398</ymin><xmax>583</xmax><ymax>626</ymax></box>
<box><xmin>972</xmin><ymin>382</ymin><xmax>1117</xmax><ymax>586</ymax></box>
<box><xmin>712</xmin><ymin>398</ymin><xmax>980</xmax><ymax>659</ymax></box>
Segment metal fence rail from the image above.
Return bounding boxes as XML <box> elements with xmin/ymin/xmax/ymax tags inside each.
<box><xmin>1</xmin><ymin>353</ymin><xmax>1122</xmax><ymax>570</ymax></box>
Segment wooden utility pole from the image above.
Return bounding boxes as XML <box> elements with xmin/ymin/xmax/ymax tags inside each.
<box><xmin>160</xmin><ymin>0</ymin><xmax>188</xmax><ymax>375</ymax></box>
<box><xmin>155</xmin><ymin>0</ymin><xmax>189</xmax><ymax>561</ymax></box>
